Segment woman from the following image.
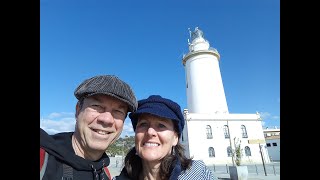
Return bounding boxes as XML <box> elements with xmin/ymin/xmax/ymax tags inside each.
<box><xmin>114</xmin><ymin>95</ymin><xmax>218</xmax><ymax>180</ymax></box>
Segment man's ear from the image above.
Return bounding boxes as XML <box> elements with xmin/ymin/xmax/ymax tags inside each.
<box><xmin>75</xmin><ymin>101</ymin><xmax>80</xmax><ymax>119</ymax></box>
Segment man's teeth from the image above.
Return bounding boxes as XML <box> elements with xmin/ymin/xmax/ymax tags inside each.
<box><xmin>144</xmin><ymin>143</ymin><xmax>159</xmax><ymax>147</ymax></box>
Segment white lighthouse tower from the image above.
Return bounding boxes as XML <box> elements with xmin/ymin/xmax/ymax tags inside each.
<box><xmin>183</xmin><ymin>27</ymin><xmax>228</xmax><ymax>114</ymax></box>
<box><xmin>180</xmin><ymin>27</ymin><xmax>270</xmax><ymax>166</ymax></box>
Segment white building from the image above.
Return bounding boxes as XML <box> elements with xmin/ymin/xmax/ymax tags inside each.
<box><xmin>263</xmin><ymin>127</ymin><xmax>280</xmax><ymax>162</ymax></box>
<box><xmin>180</xmin><ymin>27</ymin><xmax>271</xmax><ymax>165</ymax></box>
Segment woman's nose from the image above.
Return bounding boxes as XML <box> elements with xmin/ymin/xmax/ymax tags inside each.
<box><xmin>146</xmin><ymin>126</ymin><xmax>157</xmax><ymax>136</ymax></box>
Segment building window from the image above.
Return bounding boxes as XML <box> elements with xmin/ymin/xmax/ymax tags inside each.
<box><xmin>245</xmin><ymin>146</ymin><xmax>251</xmax><ymax>156</ymax></box>
<box><xmin>209</xmin><ymin>147</ymin><xmax>215</xmax><ymax>157</ymax></box>
<box><xmin>206</xmin><ymin>125</ymin><xmax>213</xmax><ymax>139</ymax></box>
<box><xmin>266</xmin><ymin>143</ymin><xmax>271</xmax><ymax>147</ymax></box>
<box><xmin>241</xmin><ymin>125</ymin><xmax>248</xmax><ymax>138</ymax></box>
<box><xmin>224</xmin><ymin>125</ymin><xmax>230</xmax><ymax>139</ymax></box>
<box><xmin>272</xmin><ymin>142</ymin><xmax>277</xmax><ymax>146</ymax></box>
<box><xmin>227</xmin><ymin>146</ymin><xmax>232</xmax><ymax>157</ymax></box>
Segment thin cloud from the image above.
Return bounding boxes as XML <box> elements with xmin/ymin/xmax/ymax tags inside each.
<box><xmin>259</xmin><ymin>112</ymin><xmax>271</xmax><ymax>120</ymax></box>
<box><xmin>260</xmin><ymin>112</ymin><xmax>280</xmax><ymax>121</ymax></box>
<box><xmin>40</xmin><ymin>117</ymin><xmax>75</xmax><ymax>134</ymax></box>
<box><xmin>259</xmin><ymin>111</ymin><xmax>280</xmax><ymax>129</ymax></box>
<box><xmin>47</xmin><ymin>112</ymin><xmax>74</xmax><ymax>119</ymax></box>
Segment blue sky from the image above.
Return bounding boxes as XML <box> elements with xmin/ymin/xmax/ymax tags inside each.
<box><xmin>40</xmin><ymin>0</ymin><xmax>280</xmax><ymax>136</ymax></box>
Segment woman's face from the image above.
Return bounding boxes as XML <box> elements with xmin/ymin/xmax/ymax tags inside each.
<box><xmin>135</xmin><ymin>114</ymin><xmax>178</xmax><ymax>164</ymax></box>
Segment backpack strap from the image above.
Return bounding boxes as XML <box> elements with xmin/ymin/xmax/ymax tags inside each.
<box><xmin>62</xmin><ymin>163</ymin><xmax>73</xmax><ymax>180</ymax></box>
<box><xmin>103</xmin><ymin>166</ymin><xmax>112</xmax><ymax>180</ymax></box>
<box><xmin>40</xmin><ymin>147</ymin><xmax>111</xmax><ymax>180</ymax></box>
<box><xmin>40</xmin><ymin>147</ymin><xmax>49</xmax><ymax>179</ymax></box>
<box><xmin>40</xmin><ymin>147</ymin><xmax>73</xmax><ymax>180</ymax></box>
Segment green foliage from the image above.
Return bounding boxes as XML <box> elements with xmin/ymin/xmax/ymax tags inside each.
<box><xmin>233</xmin><ymin>138</ymin><xmax>243</xmax><ymax>166</ymax></box>
<box><xmin>106</xmin><ymin>136</ymin><xmax>135</xmax><ymax>156</ymax></box>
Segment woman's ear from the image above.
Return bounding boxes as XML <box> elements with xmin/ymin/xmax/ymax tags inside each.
<box><xmin>173</xmin><ymin>132</ymin><xmax>179</xmax><ymax>146</ymax></box>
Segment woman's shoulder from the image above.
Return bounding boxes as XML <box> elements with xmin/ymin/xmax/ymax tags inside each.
<box><xmin>188</xmin><ymin>160</ymin><xmax>209</xmax><ymax>172</ymax></box>
<box><xmin>178</xmin><ymin>160</ymin><xmax>218</xmax><ymax>180</ymax></box>
<box><xmin>191</xmin><ymin>160</ymin><xmax>206</xmax><ymax>166</ymax></box>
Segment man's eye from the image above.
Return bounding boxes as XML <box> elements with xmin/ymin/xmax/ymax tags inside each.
<box><xmin>92</xmin><ymin>104</ymin><xmax>102</xmax><ymax>108</ymax></box>
<box><xmin>114</xmin><ymin>110</ymin><xmax>126</xmax><ymax>117</ymax></box>
<box><xmin>90</xmin><ymin>104</ymin><xmax>104</xmax><ymax>111</ymax></box>
<box><xmin>116</xmin><ymin>109</ymin><xmax>125</xmax><ymax>114</ymax></box>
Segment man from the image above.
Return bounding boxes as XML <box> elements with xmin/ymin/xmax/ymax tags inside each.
<box><xmin>40</xmin><ymin>75</ymin><xmax>138</xmax><ymax>180</ymax></box>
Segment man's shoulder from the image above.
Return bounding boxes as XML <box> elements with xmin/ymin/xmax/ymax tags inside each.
<box><xmin>41</xmin><ymin>128</ymin><xmax>73</xmax><ymax>145</ymax></box>
<box><xmin>51</xmin><ymin>131</ymin><xmax>73</xmax><ymax>139</ymax></box>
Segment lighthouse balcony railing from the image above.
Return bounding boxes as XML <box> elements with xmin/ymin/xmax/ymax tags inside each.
<box><xmin>208</xmin><ymin>47</ymin><xmax>218</xmax><ymax>53</ymax></box>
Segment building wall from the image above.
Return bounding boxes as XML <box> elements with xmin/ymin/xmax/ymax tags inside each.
<box><xmin>263</xmin><ymin>128</ymin><xmax>280</xmax><ymax>162</ymax></box>
<box><xmin>181</xmin><ymin>117</ymin><xmax>270</xmax><ymax>165</ymax></box>
<box><xmin>265</xmin><ymin>138</ymin><xmax>280</xmax><ymax>161</ymax></box>
<box><xmin>263</xmin><ymin>128</ymin><xmax>280</xmax><ymax>161</ymax></box>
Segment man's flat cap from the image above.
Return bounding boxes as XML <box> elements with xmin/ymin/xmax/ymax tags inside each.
<box><xmin>74</xmin><ymin>75</ymin><xmax>138</xmax><ymax>112</ymax></box>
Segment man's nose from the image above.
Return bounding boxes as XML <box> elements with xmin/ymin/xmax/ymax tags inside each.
<box><xmin>97</xmin><ymin>111</ymin><xmax>114</xmax><ymax>124</ymax></box>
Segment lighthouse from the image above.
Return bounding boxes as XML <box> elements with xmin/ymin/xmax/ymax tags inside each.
<box><xmin>180</xmin><ymin>27</ymin><xmax>270</xmax><ymax>166</ymax></box>
<box><xmin>182</xmin><ymin>27</ymin><xmax>228</xmax><ymax>114</ymax></box>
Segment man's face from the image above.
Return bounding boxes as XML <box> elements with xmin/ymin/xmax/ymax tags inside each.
<box><xmin>75</xmin><ymin>94</ymin><xmax>128</xmax><ymax>154</ymax></box>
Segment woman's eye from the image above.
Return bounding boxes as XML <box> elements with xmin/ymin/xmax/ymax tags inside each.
<box><xmin>158</xmin><ymin>123</ymin><xmax>166</xmax><ymax>128</ymax></box>
<box><xmin>137</xmin><ymin>122</ymin><xmax>148</xmax><ymax>127</ymax></box>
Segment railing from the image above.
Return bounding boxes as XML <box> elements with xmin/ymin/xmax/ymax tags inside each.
<box><xmin>207</xmin><ymin>163</ymin><xmax>280</xmax><ymax>176</ymax></box>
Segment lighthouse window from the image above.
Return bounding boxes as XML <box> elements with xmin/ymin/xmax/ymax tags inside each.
<box><xmin>245</xmin><ymin>146</ymin><xmax>251</xmax><ymax>156</ymax></box>
<box><xmin>227</xmin><ymin>146</ymin><xmax>232</xmax><ymax>157</ymax></box>
<box><xmin>206</xmin><ymin>125</ymin><xmax>213</xmax><ymax>139</ymax></box>
<box><xmin>241</xmin><ymin>125</ymin><xmax>248</xmax><ymax>138</ymax></box>
<box><xmin>208</xmin><ymin>147</ymin><xmax>215</xmax><ymax>157</ymax></box>
<box><xmin>223</xmin><ymin>125</ymin><xmax>230</xmax><ymax>139</ymax></box>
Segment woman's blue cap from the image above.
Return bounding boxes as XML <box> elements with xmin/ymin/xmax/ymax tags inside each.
<box><xmin>129</xmin><ymin>95</ymin><xmax>185</xmax><ymax>134</ymax></box>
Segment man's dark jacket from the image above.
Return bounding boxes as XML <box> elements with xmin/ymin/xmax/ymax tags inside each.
<box><xmin>40</xmin><ymin>128</ymin><xmax>111</xmax><ymax>180</ymax></box>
